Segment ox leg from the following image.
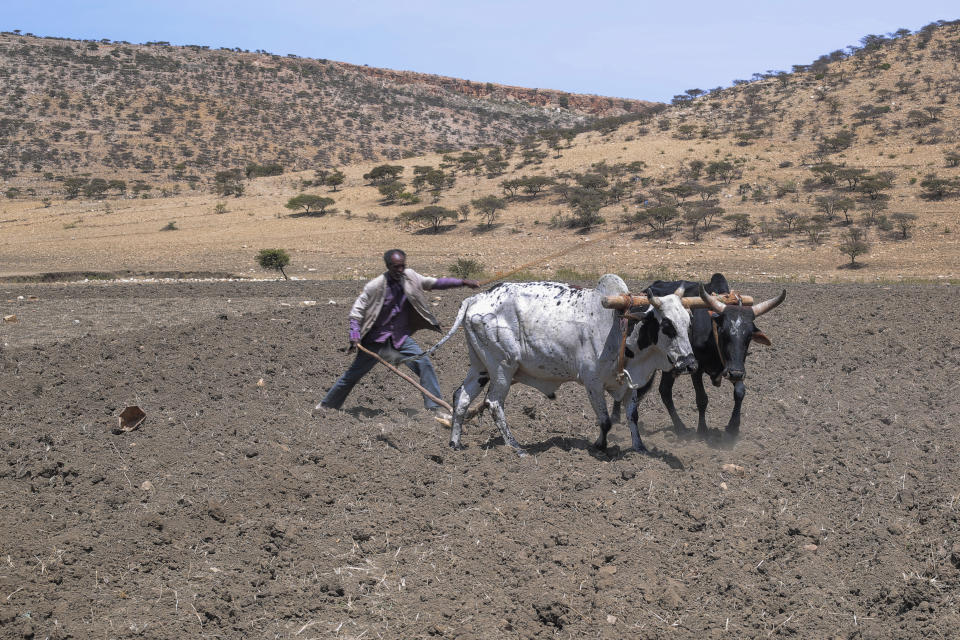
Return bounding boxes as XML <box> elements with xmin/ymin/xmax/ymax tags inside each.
<box><xmin>726</xmin><ymin>381</ymin><xmax>745</xmax><ymax>436</ymax></box>
<box><xmin>610</xmin><ymin>400</ymin><xmax>622</xmax><ymax>424</ymax></box>
<box><xmin>658</xmin><ymin>372</ymin><xmax>689</xmax><ymax>435</ymax></box>
<box><xmin>625</xmin><ymin>377</ymin><xmax>655</xmax><ymax>453</ymax></box>
<box><xmin>587</xmin><ymin>386</ymin><xmax>615</xmax><ymax>452</ymax></box>
<box><xmin>691</xmin><ymin>371</ymin><xmax>711</xmax><ymax>435</ymax></box>
<box><xmin>486</xmin><ymin>367</ymin><xmax>526</xmax><ymax>456</ymax></box>
<box><xmin>449</xmin><ymin>370</ymin><xmax>488</xmax><ymax>450</ymax></box>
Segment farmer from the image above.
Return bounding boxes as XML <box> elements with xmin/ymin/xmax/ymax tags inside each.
<box><xmin>315</xmin><ymin>249</ymin><xmax>479</xmax><ymax>417</ymax></box>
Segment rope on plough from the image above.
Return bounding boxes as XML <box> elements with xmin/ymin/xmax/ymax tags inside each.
<box><xmin>477</xmin><ymin>229</ymin><xmax>622</xmax><ymax>286</ymax></box>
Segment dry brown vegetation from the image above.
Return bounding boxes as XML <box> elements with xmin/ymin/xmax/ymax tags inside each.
<box><xmin>1</xmin><ymin>23</ymin><xmax>959</xmax><ymax>283</ymax></box>
<box><xmin>0</xmin><ymin>31</ymin><xmax>649</xmax><ymax>187</ymax></box>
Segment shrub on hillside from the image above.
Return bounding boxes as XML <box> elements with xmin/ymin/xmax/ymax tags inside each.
<box><xmin>890</xmin><ymin>212</ymin><xmax>918</xmax><ymax>238</ymax></box>
<box><xmin>724</xmin><ymin>213</ymin><xmax>753</xmax><ymax>236</ymax></box>
<box><xmin>448</xmin><ymin>258</ymin><xmax>484</xmax><ymax>279</ymax></box>
<box><xmin>471</xmin><ymin>195</ymin><xmax>507</xmax><ymax>227</ymax></box>
<box><xmin>838</xmin><ymin>227</ymin><xmax>870</xmax><ymax>267</ymax></box>
<box><xmin>245</xmin><ymin>163</ymin><xmax>283</xmax><ymax>178</ymax></box>
<box><xmin>257</xmin><ymin>248</ymin><xmax>290</xmax><ymax>280</ymax></box>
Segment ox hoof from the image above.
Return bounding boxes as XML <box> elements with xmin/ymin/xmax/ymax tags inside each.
<box><xmin>448</xmin><ymin>440</ymin><xmax>465</xmax><ymax>451</ymax></box>
<box><xmin>515</xmin><ymin>448</ymin><xmax>529</xmax><ymax>458</ymax></box>
<box><xmin>592</xmin><ymin>439</ymin><xmax>608</xmax><ymax>452</ymax></box>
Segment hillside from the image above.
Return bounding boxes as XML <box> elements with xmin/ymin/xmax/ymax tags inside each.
<box><xmin>0</xmin><ymin>32</ymin><xmax>654</xmax><ymax>190</ymax></box>
<box><xmin>0</xmin><ymin>21</ymin><xmax>958</xmax><ymax>284</ymax></box>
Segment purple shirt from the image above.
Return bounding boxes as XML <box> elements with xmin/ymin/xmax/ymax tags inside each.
<box><xmin>349</xmin><ymin>276</ymin><xmax>464</xmax><ymax>345</ymax></box>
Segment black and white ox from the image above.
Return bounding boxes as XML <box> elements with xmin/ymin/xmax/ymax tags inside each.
<box><xmin>420</xmin><ymin>274</ymin><xmax>696</xmax><ymax>456</ymax></box>
<box><xmin>625</xmin><ymin>273</ymin><xmax>785</xmax><ymax>439</ymax></box>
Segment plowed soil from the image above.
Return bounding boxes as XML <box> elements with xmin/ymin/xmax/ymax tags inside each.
<box><xmin>1</xmin><ymin>279</ymin><xmax>958</xmax><ymax>639</ymax></box>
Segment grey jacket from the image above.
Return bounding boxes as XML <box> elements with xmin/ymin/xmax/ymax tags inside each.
<box><xmin>349</xmin><ymin>269</ymin><xmax>442</xmax><ymax>339</ymax></box>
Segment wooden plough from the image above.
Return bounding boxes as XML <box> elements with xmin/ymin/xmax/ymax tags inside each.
<box><xmin>602</xmin><ymin>291</ymin><xmax>754</xmax><ymax>310</ymax></box>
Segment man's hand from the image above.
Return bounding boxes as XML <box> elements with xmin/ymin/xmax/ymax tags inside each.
<box><xmin>462</xmin><ymin>279</ymin><xmax>480</xmax><ymax>289</ymax></box>
<box><xmin>347</xmin><ymin>341</ymin><xmax>357</xmax><ymax>353</ymax></box>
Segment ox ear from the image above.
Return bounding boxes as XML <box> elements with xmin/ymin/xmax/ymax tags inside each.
<box><xmin>752</xmin><ymin>330</ymin><xmax>772</xmax><ymax>346</ymax></box>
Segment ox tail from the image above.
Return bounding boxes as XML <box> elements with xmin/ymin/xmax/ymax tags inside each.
<box><xmin>396</xmin><ymin>297</ymin><xmax>471</xmax><ymax>365</ymax></box>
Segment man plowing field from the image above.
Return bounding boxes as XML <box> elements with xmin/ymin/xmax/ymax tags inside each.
<box><xmin>314</xmin><ymin>249</ymin><xmax>478</xmax><ymax>418</ymax></box>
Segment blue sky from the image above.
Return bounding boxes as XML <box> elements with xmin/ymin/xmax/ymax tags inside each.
<box><xmin>5</xmin><ymin>1</ymin><xmax>958</xmax><ymax>102</ymax></box>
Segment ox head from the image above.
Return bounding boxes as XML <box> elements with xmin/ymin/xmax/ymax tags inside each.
<box><xmin>626</xmin><ymin>285</ymin><xmax>697</xmax><ymax>377</ymax></box>
<box><xmin>699</xmin><ymin>284</ymin><xmax>786</xmax><ymax>382</ymax></box>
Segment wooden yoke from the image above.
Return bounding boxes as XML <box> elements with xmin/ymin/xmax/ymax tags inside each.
<box><xmin>601</xmin><ymin>292</ymin><xmax>755</xmax><ymax>310</ymax></box>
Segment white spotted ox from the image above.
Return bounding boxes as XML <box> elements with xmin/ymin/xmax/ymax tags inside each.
<box><xmin>420</xmin><ymin>275</ymin><xmax>696</xmax><ymax>456</ymax></box>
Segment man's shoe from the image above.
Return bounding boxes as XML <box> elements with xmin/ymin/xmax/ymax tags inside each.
<box><xmin>312</xmin><ymin>403</ymin><xmax>335</xmax><ymax>417</ymax></box>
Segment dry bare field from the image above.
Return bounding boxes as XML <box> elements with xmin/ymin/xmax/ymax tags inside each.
<box><xmin>1</xmin><ymin>280</ymin><xmax>959</xmax><ymax>639</ymax></box>
<box><xmin>2</xmin><ymin>20</ymin><xmax>960</xmax><ymax>640</ymax></box>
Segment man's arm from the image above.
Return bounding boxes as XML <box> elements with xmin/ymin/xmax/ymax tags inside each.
<box><xmin>431</xmin><ymin>277</ymin><xmax>479</xmax><ymax>290</ymax></box>
<box><xmin>346</xmin><ymin>286</ymin><xmax>370</xmax><ymax>352</ymax></box>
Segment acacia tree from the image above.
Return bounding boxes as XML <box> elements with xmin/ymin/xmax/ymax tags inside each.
<box><xmin>324</xmin><ymin>169</ymin><xmax>345</xmax><ymax>192</ymax></box>
<box><xmin>214</xmin><ymin>169</ymin><xmax>245</xmax><ymax>197</ymax></box>
<box><xmin>706</xmin><ymin>161</ymin><xmax>736</xmax><ymax>184</ymax></box>
<box><xmin>285</xmin><ymin>194</ymin><xmax>335</xmax><ymax>215</ymax></box>
<box><xmin>567</xmin><ymin>189</ymin><xmax>605</xmax><ymax>228</ymax></box>
<box><xmin>500</xmin><ymin>178</ymin><xmax>524</xmax><ymax>198</ymax></box>
<box><xmin>814</xmin><ymin>194</ymin><xmax>842</xmax><ymax>221</ymax></box>
<box><xmin>63</xmin><ymin>177</ymin><xmax>86</xmax><ymax>199</ymax></box>
<box><xmin>400</xmin><ymin>205</ymin><xmax>457</xmax><ymax>233</ymax></box>
<box><xmin>836</xmin><ymin>167</ymin><xmax>868</xmax><ymax>190</ymax></box>
<box><xmin>835</xmin><ymin>197</ymin><xmax>856</xmax><ymax>224</ymax></box>
<box><xmin>521</xmin><ymin>175</ymin><xmax>556</xmax><ymax>197</ymax></box>
<box><xmin>800</xmin><ymin>215</ymin><xmax>828</xmax><ymax>246</ymax></box>
<box><xmin>378</xmin><ymin>181</ymin><xmax>408</xmax><ymax>204</ymax></box>
<box><xmin>83</xmin><ymin>178</ymin><xmax>109</xmax><ymax>199</ymax></box>
<box><xmin>919</xmin><ymin>175</ymin><xmax>958</xmax><ymax>200</ymax></box>
<box><xmin>858</xmin><ymin>194</ymin><xmax>889</xmax><ymax>226</ymax></box>
<box><xmin>838</xmin><ymin>227</ymin><xmax>869</xmax><ymax>267</ymax></box>
<box><xmin>774</xmin><ymin>207</ymin><xmax>801</xmax><ymax>233</ymax></box>
<box><xmin>635</xmin><ymin>205</ymin><xmax>678</xmax><ymax>236</ymax></box>
<box><xmin>257</xmin><ymin>248</ymin><xmax>291</xmax><ymax>279</ymax></box>
<box><xmin>682</xmin><ymin>206</ymin><xmax>710</xmax><ymax>240</ymax></box>
<box><xmin>890</xmin><ymin>212</ymin><xmax>918</xmax><ymax>238</ymax></box>
<box><xmin>857</xmin><ymin>172</ymin><xmax>895</xmax><ymax>200</ymax></box>
<box><xmin>724</xmin><ymin>213</ymin><xmax>753</xmax><ymax>236</ymax></box>
<box><xmin>363</xmin><ymin>164</ymin><xmax>403</xmax><ymax>185</ymax></box>
<box><xmin>471</xmin><ymin>195</ymin><xmax>507</xmax><ymax>227</ymax></box>
<box><xmin>411</xmin><ymin>166</ymin><xmax>436</xmax><ymax>193</ymax></box>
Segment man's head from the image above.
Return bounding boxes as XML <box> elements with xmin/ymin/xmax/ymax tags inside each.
<box><xmin>383</xmin><ymin>249</ymin><xmax>406</xmax><ymax>281</ymax></box>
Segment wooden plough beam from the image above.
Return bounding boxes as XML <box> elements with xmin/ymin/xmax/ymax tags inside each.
<box><xmin>601</xmin><ymin>292</ymin><xmax>754</xmax><ymax>310</ymax></box>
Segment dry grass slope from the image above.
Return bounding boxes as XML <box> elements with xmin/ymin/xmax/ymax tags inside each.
<box><xmin>0</xmin><ymin>32</ymin><xmax>650</xmax><ymax>190</ymax></box>
<box><xmin>0</xmin><ymin>22</ymin><xmax>958</xmax><ymax>283</ymax></box>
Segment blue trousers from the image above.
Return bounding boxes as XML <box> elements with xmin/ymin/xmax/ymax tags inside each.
<box><xmin>320</xmin><ymin>336</ymin><xmax>444</xmax><ymax>410</ymax></box>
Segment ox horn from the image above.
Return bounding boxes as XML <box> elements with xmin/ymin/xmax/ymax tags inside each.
<box><xmin>699</xmin><ymin>283</ymin><xmax>726</xmax><ymax>313</ymax></box>
<box><xmin>648</xmin><ymin>293</ymin><xmax>663</xmax><ymax>309</ymax></box>
<box><xmin>752</xmin><ymin>289</ymin><xmax>786</xmax><ymax>317</ymax></box>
